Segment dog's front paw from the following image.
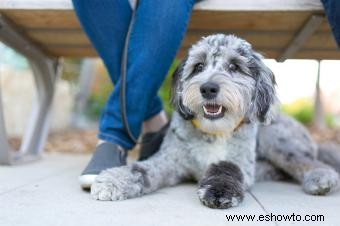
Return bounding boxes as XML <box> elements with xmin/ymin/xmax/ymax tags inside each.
<box><xmin>91</xmin><ymin>164</ymin><xmax>148</xmax><ymax>201</ymax></box>
<box><xmin>303</xmin><ymin>168</ymin><xmax>339</xmax><ymax>195</ymax></box>
<box><xmin>91</xmin><ymin>181</ymin><xmax>121</xmax><ymax>201</ymax></box>
<box><xmin>198</xmin><ymin>178</ymin><xmax>244</xmax><ymax>209</ymax></box>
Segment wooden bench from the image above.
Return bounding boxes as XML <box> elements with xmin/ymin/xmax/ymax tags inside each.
<box><xmin>0</xmin><ymin>0</ymin><xmax>339</xmax><ymax>164</ymax></box>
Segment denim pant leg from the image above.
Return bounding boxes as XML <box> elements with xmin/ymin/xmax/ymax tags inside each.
<box><xmin>321</xmin><ymin>0</ymin><xmax>340</xmax><ymax>47</ymax></box>
<box><xmin>99</xmin><ymin>0</ymin><xmax>196</xmax><ymax>149</ymax></box>
<box><xmin>72</xmin><ymin>0</ymin><xmax>131</xmax><ymax>84</ymax></box>
<box><xmin>72</xmin><ymin>0</ymin><xmax>164</xmax><ymax>145</ymax></box>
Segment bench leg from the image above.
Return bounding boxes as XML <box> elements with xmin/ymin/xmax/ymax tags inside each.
<box><xmin>0</xmin><ymin>88</ymin><xmax>11</xmax><ymax>164</ymax></box>
<box><xmin>71</xmin><ymin>58</ymin><xmax>97</xmax><ymax>128</ymax></box>
<box><xmin>0</xmin><ymin>14</ymin><xmax>62</xmax><ymax>165</ymax></box>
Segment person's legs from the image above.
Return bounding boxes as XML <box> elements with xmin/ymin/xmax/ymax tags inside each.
<box><xmin>99</xmin><ymin>0</ymin><xmax>196</xmax><ymax>149</ymax></box>
<box><xmin>72</xmin><ymin>0</ymin><xmax>168</xmax><ymax>137</ymax></box>
<box><xmin>72</xmin><ymin>0</ymin><xmax>133</xmax><ymax>188</ymax></box>
<box><xmin>73</xmin><ymin>0</ymin><xmax>196</xmax><ymax>188</ymax></box>
<box><xmin>72</xmin><ymin>0</ymin><xmax>131</xmax><ymax>84</ymax></box>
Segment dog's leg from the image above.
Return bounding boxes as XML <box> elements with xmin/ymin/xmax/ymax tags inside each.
<box><xmin>318</xmin><ymin>143</ymin><xmax>340</xmax><ymax>174</ymax></box>
<box><xmin>91</xmin><ymin>149</ymin><xmax>188</xmax><ymax>201</ymax></box>
<box><xmin>264</xmin><ymin>149</ymin><xmax>339</xmax><ymax>195</ymax></box>
<box><xmin>255</xmin><ymin>160</ymin><xmax>287</xmax><ymax>182</ymax></box>
<box><xmin>197</xmin><ymin>161</ymin><xmax>245</xmax><ymax>209</ymax></box>
<box><xmin>258</xmin><ymin>114</ymin><xmax>339</xmax><ymax>195</ymax></box>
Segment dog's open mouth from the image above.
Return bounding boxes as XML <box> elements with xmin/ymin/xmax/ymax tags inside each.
<box><xmin>203</xmin><ymin>103</ymin><xmax>225</xmax><ymax>119</ymax></box>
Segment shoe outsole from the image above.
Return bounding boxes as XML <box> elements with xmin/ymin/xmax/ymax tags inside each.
<box><xmin>79</xmin><ymin>174</ymin><xmax>97</xmax><ymax>189</ymax></box>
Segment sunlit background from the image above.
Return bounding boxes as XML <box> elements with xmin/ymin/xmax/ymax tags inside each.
<box><xmin>1</xmin><ymin>42</ymin><xmax>340</xmax><ymax>152</ymax></box>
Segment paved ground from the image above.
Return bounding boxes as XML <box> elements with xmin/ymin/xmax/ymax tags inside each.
<box><xmin>1</xmin><ymin>153</ymin><xmax>339</xmax><ymax>226</ymax></box>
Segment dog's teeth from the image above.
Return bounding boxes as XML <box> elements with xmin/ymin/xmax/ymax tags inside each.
<box><xmin>216</xmin><ymin>105</ymin><xmax>222</xmax><ymax>115</ymax></box>
<box><xmin>203</xmin><ymin>105</ymin><xmax>223</xmax><ymax>116</ymax></box>
<box><xmin>203</xmin><ymin>106</ymin><xmax>209</xmax><ymax>115</ymax></box>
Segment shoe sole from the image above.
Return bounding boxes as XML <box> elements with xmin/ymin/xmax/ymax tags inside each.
<box><xmin>79</xmin><ymin>174</ymin><xmax>97</xmax><ymax>189</ymax></box>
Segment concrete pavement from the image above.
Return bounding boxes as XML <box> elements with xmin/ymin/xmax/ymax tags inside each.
<box><xmin>1</xmin><ymin>153</ymin><xmax>339</xmax><ymax>226</ymax></box>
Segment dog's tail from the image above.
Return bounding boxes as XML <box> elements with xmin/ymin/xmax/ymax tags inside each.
<box><xmin>318</xmin><ymin>143</ymin><xmax>340</xmax><ymax>174</ymax></box>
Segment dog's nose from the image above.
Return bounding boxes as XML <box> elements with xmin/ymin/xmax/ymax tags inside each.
<box><xmin>200</xmin><ymin>82</ymin><xmax>220</xmax><ymax>99</ymax></box>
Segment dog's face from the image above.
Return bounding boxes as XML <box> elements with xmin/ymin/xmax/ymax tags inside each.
<box><xmin>171</xmin><ymin>34</ymin><xmax>277</xmax><ymax>135</ymax></box>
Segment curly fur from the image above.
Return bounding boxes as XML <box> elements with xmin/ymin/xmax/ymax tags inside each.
<box><xmin>91</xmin><ymin>34</ymin><xmax>340</xmax><ymax>208</ymax></box>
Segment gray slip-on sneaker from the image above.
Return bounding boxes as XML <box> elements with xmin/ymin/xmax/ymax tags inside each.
<box><xmin>79</xmin><ymin>142</ymin><xmax>127</xmax><ymax>189</ymax></box>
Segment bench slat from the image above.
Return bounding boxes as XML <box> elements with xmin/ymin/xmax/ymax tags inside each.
<box><xmin>0</xmin><ymin>0</ymin><xmax>323</xmax><ymax>11</ymax></box>
<box><xmin>1</xmin><ymin>0</ymin><xmax>339</xmax><ymax>60</ymax></box>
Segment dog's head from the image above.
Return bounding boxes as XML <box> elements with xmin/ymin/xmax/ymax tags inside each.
<box><xmin>171</xmin><ymin>34</ymin><xmax>277</xmax><ymax>135</ymax></box>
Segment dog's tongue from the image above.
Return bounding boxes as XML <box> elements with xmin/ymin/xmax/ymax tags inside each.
<box><xmin>204</xmin><ymin>104</ymin><xmax>220</xmax><ymax>113</ymax></box>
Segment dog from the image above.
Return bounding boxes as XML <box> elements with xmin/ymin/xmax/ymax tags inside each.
<box><xmin>91</xmin><ymin>34</ymin><xmax>340</xmax><ymax>209</ymax></box>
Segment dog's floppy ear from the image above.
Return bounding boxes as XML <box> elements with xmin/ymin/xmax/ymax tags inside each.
<box><xmin>170</xmin><ymin>59</ymin><xmax>195</xmax><ymax>120</ymax></box>
<box><xmin>248</xmin><ymin>52</ymin><xmax>278</xmax><ymax>124</ymax></box>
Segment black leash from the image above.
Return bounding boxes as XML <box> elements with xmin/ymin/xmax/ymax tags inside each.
<box><xmin>120</xmin><ymin>0</ymin><xmax>139</xmax><ymax>144</ymax></box>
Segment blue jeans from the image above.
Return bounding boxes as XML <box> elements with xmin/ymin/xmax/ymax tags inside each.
<box><xmin>72</xmin><ymin>0</ymin><xmax>196</xmax><ymax>149</ymax></box>
<box><xmin>321</xmin><ymin>0</ymin><xmax>340</xmax><ymax>47</ymax></box>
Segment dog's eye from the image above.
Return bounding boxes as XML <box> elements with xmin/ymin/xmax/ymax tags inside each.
<box><xmin>228</xmin><ymin>63</ymin><xmax>238</xmax><ymax>71</ymax></box>
<box><xmin>193</xmin><ymin>63</ymin><xmax>204</xmax><ymax>74</ymax></box>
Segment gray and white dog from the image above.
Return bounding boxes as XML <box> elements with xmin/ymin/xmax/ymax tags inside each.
<box><xmin>91</xmin><ymin>34</ymin><xmax>340</xmax><ymax>209</ymax></box>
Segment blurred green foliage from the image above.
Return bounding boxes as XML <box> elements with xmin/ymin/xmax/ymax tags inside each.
<box><xmin>281</xmin><ymin>99</ymin><xmax>314</xmax><ymax>124</ymax></box>
<box><xmin>85</xmin><ymin>62</ymin><xmax>113</xmax><ymax>119</ymax></box>
<box><xmin>61</xmin><ymin>59</ymin><xmax>82</xmax><ymax>82</ymax></box>
<box><xmin>86</xmin><ymin>81</ymin><xmax>113</xmax><ymax>119</ymax></box>
<box><xmin>281</xmin><ymin>98</ymin><xmax>334</xmax><ymax>127</ymax></box>
<box><xmin>158</xmin><ymin>59</ymin><xmax>179</xmax><ymax>115</ymax></box>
